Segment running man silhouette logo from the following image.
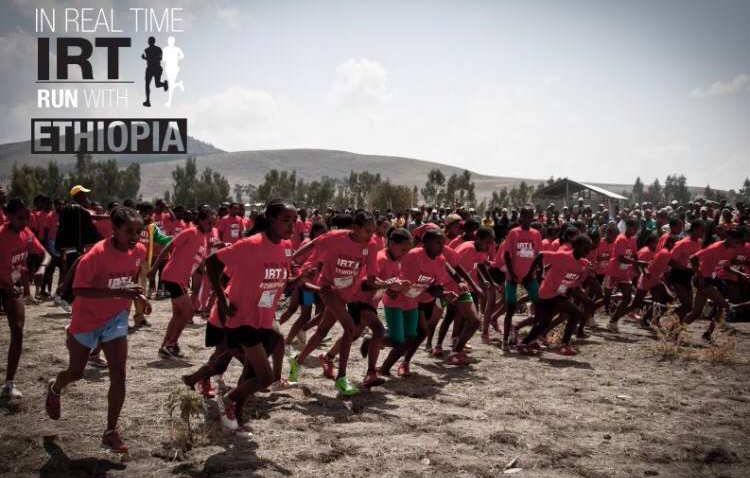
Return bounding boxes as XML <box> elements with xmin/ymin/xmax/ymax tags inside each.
<box><xmin>163</xmin><ymin>36</ymin><xmax>185</xmax><ymax>107</ymax></box>
<box><xmin>142</xmin><ymin>36</ymin><xmax>167</xmax><ymax>107</ymax></box>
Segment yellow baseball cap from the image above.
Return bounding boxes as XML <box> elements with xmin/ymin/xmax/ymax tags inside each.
<box><xmin>69</xmin><ymin>185</ymin><xmax>91</xmax><ymax>196</ymax></box>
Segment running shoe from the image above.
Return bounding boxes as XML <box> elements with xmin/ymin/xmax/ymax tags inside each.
<box><xmin>1</xmin><ymin>382</ymin><xmax>22</xmax><ymax>399</ymax></box>
<box><xmin>158</xmin><ymin>345</ymin><xmax>186</xmax><ymax>360</ymax></box>
<box><xmin>430</xmin><ymin>346</ymin><xmax>444</xmax><ymax>358</ymax></box>
<box><xmin>88</xmin><ymin>355</ymin><xmax>108</xmax><ymax>369</ymax></box>
<box><xmin>102</xmin><ymin>429</ymin><xmax>129</xmax><ymax>453</ymax></box>
<box><xmin>362</xmin><ymin>372</ymin><xmax>385</xmax><ymax>389</ymax></box>
<box><xmin>53</xmin><ymin>295</ymin><xmax>71</xmax><ymax>313</ymax></box>
<box><xmin>334</xmin><ymin>376</ymin><xmax>360</xmax><ymax>396</ymax></box>
<box><xmin>217</xmin><ymin>396</ymin><xmax>239</xmax><ymax>430</ymax></box>
<box><xmin>45</xmin><ymin>380</ymin><xmax>60</xmax><ymax>420</ymax></box>
<box><xmin>558</xmin><ymin>344</ymin><xmax>578</xmax><ymax>356</ymax></box>
<box><xmin>288</xmin><ymin>355</ymin><xmax>300</xmax><ymax>383</ymax></box>
<box><xmin>397</xmin><ymin>362</ymin><xmax>411</xmax><ymax>377</ymax></box>
<box><xmin>448</xmin><ymin>352</ymin><xmax>471</xmax><ymax>366</ymax></box>
<box><xmin>196</xmin><ymin>378</ymin><xmax>215</xmax><ymax>398</ymax></box>
<box><xmin>607</xmin><ymin>320</ymin><xmax>619</xmax><ymax>333</ymax></box>
<box><xmin>318</xmin><ymin>354</ymin><xmax>335</xmax><ymax>379</ymax></box>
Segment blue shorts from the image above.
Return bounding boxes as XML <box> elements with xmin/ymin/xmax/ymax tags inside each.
<box><xmin>72</xmin><ymin>310</ymin><xmax>129</xmax><ymax>350</ymax></box>
<box><xmin>300</xmin><ymin>289</ymin><xmax>316</xmax><ymax>306</ymax></box>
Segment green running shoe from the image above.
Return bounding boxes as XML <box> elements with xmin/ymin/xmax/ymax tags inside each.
<box><xmin>288</xmin><ymin>355</ymin><xmax>300</xmax><ymax>383</ymax></box>
<box><xmin>335</xmin><ymin>376</ymin><xmax>360</xmax><ymax>396</ymax></box>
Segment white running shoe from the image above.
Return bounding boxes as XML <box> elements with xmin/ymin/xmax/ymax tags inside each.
<box><xmin>1</xmin><ymin>382</ymin><xmax>23</xmax><ymax>399</ymax></box>
<box><xmin>216</xmin><ymin>396</ymin><xmax>238</xmax><ymax>431</ymax></box>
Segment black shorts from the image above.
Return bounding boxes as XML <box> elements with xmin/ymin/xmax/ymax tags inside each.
<box><xmin>162</xmin><ymin>281</ymin><xmax>185</xmax><ymax>299</ymax></box>
<box><xmin>225</xmin><ymin>325</ymin><xmax>280</xmax><ymax>354</ymax></box>
<box><xmin>701</xmin><ymin>277</ymin><xmax>728</xmax><ymax>295</ymax></box>
<box><xmin>205</xmin><ymin>322</ymin><xmax>227</xmax><ymax>348</ymax></box>
<box><xmin>668</xmin><ymin>269</ymin><xmax>693</xmax><ymax>288</ymax></box>
<box><xmin>489</xmin><ymin>267</ymin><xmax>505</xmax><ymax>285</ymax></box>
<box><xmin>347</xmin><ymin>302</ymin><xmax>376</xmax><ymax>326</ymax></box>
<box><xmin>418</xmin><ymin>300</ymin><xmax>436</xmax><ymax>321</ymax></box>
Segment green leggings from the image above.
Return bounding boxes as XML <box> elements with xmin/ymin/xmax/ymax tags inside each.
<box><xmin>384</xmin><ymin>307</ymin><xmax>419</xmax><ymax>344</ymax></box>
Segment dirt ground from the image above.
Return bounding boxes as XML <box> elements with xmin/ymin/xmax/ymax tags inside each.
<box><xmin>1</xmin><ymin>296</ymin><xmax>749</xmax><ymax>478</ymax></box>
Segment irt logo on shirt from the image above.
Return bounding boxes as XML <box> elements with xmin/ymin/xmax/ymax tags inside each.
<box><xmin>263</xmin><ymin>267</ymin><xmax>288</xmax><ymax>281</ymax></box>
<box><xmin>335</xmin><ymin>257</ymin><xmax>361</xmax><ymax>275</ymax></box>
<box><xmin>516</xmin><ymin>242</ymin><xmax>535</xmax><ymax>258</ymax></box>
<box><xmin>108</xmin><ymin>276</ymin><xmax>135</xmax><ymax>289</ymax></box>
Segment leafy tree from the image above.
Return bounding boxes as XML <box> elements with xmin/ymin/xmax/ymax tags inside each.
<box><xmin>421</xmin><ymin>169</ymin><xmax>446</xmax><ymax>206</ymax></box>
<box><xmin>644</xmin><ymin>178</ymin><xmax>663</xmax><ymax>204</ymax></box>
<box><xmin>632</xmin><ymin>177</ymin><xmax>644</xmax><ymax>203</ymax></box>
<box><xmin>739</xmin><ymin>177</ymin><xmax>750</xmax><ymax>203</ymax></box>
<box><xmin>370</xmin><ymin>181</ymin><xmax>413</xmax><ymax>212</ymax></box>
<box><xmin>170</xmin><ymin>157</ymin><xmax>229</xmax><ymax>207</ymax></box>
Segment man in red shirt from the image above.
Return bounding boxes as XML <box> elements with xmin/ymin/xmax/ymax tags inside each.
<box><xmin>685</xmin><ymin>228</ymin><xmax>744</xmax><ymax>341</ymax></box>
<box><xmin>502</xmin><ymin>206</ymin><xmax>541</xmax><ymax>350</ymax></box>
<box><xmin>216</xmin><ymin>203</ymin><xmax>246</xmax><ymax>245</ymax></box>
<box><xmin>606</xmin><ymin>218</ymin><xmax>647</xmax><ymax>332</ymax></box>
<box><xmin>628</xmin><ymin>235</ymin><xmax>678</xmax><ymax>328</ymax></box>
<box><xmin>667</xmin><ymin>219</ymin><xmax>705</xmax><ymax>320</ymax></box>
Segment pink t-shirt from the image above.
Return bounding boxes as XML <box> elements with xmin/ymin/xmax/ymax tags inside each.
<box><xmin>671</xmin><ymin>237</ymin><xmax>701</xmax><ymax>268</ymax></box>
<box><xmin>0</xmin><ymin>225</ymin><xmax>46</xmax><ymax>286</ymax></box>
<box><xmin>607</xmin><ymin>233</ymin><xmax>638</xmax><ymax>280</ymax></box>
<box><xmin>161</xmin><ymin>227</ymin><xmax>211</xmax><ymax>289</ymax></box>
<box><xmin>448</xmin><ymin>236</ymin><xmax>466</xmax><ymax>250</ymax></box>
<box><xmin>69</xmin><ymin>239</ymin><xmax>146</xmax><ymax>333</ymax></box>
<box><xmin>378</xmin><ymin>249</ymin><xmax>405</xmax><ymax>309</ymax></box>
<box><xmin>638</xmin><ymin>246</ymin><xmax>654</xmax><ymax>264</ymax></box>
<box><xmin>209</xmin><ymin>234</ymin><xmax>294</xmax><ymax>329</ymax></box>
<box><xmin>372</xmin><ymin>234</ymin><xmax>386</xmax><ymax>252</ymax></box>
<box><xmin>305</xmin><ymin>229</ymin><xmax>378</xmax><ymax>302</ymax></box>
<box><xmin>292</xmin><ymin>219</ymin><xmax>306</xmax><ymax>249</ymax></box>
<box><xmin>538</xmin><ymin>251</ymin><xmax>590</xmax><ymax>300</ymax></box>
<box><xmin>594</xmin><ymin>239</ymin><xmax>615</xmax><ymax>275</ymax></box>
<box><xmin>393</xmin><ymin>247</ymin><xmax>452</xmax><ymax>310</ymax></box>
<box><xmin>454</xmin><ymin>241</ymin><xmax>489</xmax><ymax>283</ymax></box>
<box><xmin>692</xmin><ymin>241</ymin><xmax>738</xmax><ymax>279</ymax></box>
<box><xmin>217</xmin><ymin>215</ymin><xmax>245</xmax><ymax>244</ymax></box>
<box><xmin>504</xmin><ymin>226</ymin><xmax>542</xmax><ymax>280</ymax></box>
<box><xmin>639</xmin><ymin>248</ymin><xmax>672</xmax><ymax>290</ymax></box>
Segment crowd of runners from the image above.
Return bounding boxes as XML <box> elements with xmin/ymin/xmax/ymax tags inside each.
<box><xmin>1</xmin><ymin>184</ymin><xmax>749</xmax><ymax>453</ymax></box>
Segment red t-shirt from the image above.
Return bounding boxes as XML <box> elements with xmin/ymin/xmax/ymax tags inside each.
<box><xmin>209</xmin><ymin>234</ymin><xmax>294</xmax><ymax>330</ymax></box>
<box><xmin>161</xmin><ymin>227</ymin><xmax>211</xmax><ymax>289</ymax></box>
<box><xmin>454</xmin><ymin>241</ymin><xmax>489</xmax><ymax>283</ymax></box>
<box><xmin>43</xmin><ymin>211</ymin><xmax>59</xmax><ymax>241</ymax></box>
<box><xmin>504</xmin><ymin>226</ymin><xmax>541</xmax><ymax>280</ymax></box>
<box><xmin>217</xmin><ymin>215</ymin><xmax>245</xmax><ymax>244</ymax></box>
<box><xmin>292</xmin><ymin>219</ymin><xmax>306</xmax><ymax>249</ymax></box>
<box><xmin>0</xmin><ymin>225</ymin><xmax>46</xmax><ymax>286</ymax></box>
<box><xmin>656</xmin><ymin>231</ymin><xmax>670</xmax><ymax>251</ymax></box>
<box><xmin>639</xmin><ymin>248</ymin><xmax>672</xmax><ymax>290</ymax></box>
<box><xmin>736</xmin><ymin>243</ymin><xmax>750</xmax><ymax>273</ymax></box>
<box><xmin>94</xmin><ymin>217</ymin><xmax>112</xmax><ymax>240</ymax></box>
<box><xmin>691</xmin><ymin>241</ymin><xmax>738</xmax><ymax>279</ymax></box>
<box><xmin>594</xmin><ymin>239</ymin><xmax>614</xmax><ymax>275</ymax></box>
<box><xmin>638</xmin><ymin>246</ymin><xmax>654</xmax><ymax>264</ymax></box>
<box><xmin>305</xmin><ymin>229</ymin><xmax>378</xmax><ymax>302</ymax></box>
<box><xmin>69</xmin><ymin>239</ymin><xmax>146</xmax><ymax>334</ymax></box>
<box><xmin>671</xmin><ymin>237</ymin><xmax>701</xmax><ymax>268</ymax></box>
<box><xmin>540</xmin><ymin>238</ymin><xmax>556</xmax><ymax>252</ymax></box>
<box><xmin>372</xmin><ymin>234</ymin><xmax>386</xmax><ymax>252</ymax></box>
<box><xmin>448</xmin><ymin>236</ymin><xmax>466</xmax><ymax>250</ymax></box>
<box><xmin>394</xmin><ymin>247</ymin><xmax>452</xmax><ymax>309</ymax></box>
<box><xmin>607</xmin><ymin>233</ymin><xmax>638</xmax><ymax>280</ymax></box>
<box><xmin>442</xmin><ymin>244</ymin><xmax>460</xmax><ymax>268</ymax></box>
<box><xmin>379</xmin><ymin>249</ymin><xmax>406</xmax><ymax>309</ymax></box>
<box><xmin>162</xmin><ymin>216</ymin><xmax>187</xmax><ymax>236</ymax></box>
<box><xmin>538</xmin><ymin>251</ymin><xmax>590</xmax><ymax>299</ymax></box>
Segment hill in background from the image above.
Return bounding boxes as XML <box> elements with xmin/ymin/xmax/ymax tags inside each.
<box><xmin>0</xmin><ymin>137</ymin><xmax>709</xmax><ymax>201</ymax></box>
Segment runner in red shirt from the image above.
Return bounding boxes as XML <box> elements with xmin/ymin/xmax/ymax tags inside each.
<box><xmin>150</xmin><ymin>206</ymin><xmax>217</xmax><ymax>359</ymax></box>
<box><xmin>628</xmin><ymin>235</ymin><xmax>677</xmax><ymax>328</ymax></box>
<box><xmin>667</xmin><ymin>219</ymin><xmax>705</xmax><ymax>320</ymax></box>
<box><xmin>656</xmin><ymin>217</ymin><xmax>683</xmax><ymax>251</ymax></box>
<box><xmin>45</xmin><ymin>206</ymin><xmax>149</xmax><ymax>453</ymax></box>
<box><xmin>184</xmin><ymin>200</ymin><xmax>300</xmax><ymax>433</ymax></box>
<box><xmin>685</xmin><ymin>229</ymin><xmax>744</xmax><ymax>341</ymax></box>
<box><xmin>0</xmin><ymin>199</ymin><xmax>49</xmax><ymax>400</ymax></box>
<box><xmin>501</xmin><ymin>207</ymin><xmax>541</xmax><ymax>350</ymax></box>
<box><xmin>288</xmin><ymin>211</ymin><xmax>379</xmax><ymax>396</ymax></box>
<box><xmin>518</xmin><ymin>234</ymin><xmax>593</xmax><ymax>355</ymax></box>
<box><xmin>606</xmin><ymin>218</ymin><xmax>646</xmax><ymax>332</ymax></box>
<box><xmin>216</xmin><ymin>203</ymin><xmax>246</xmax><ymax>245</ymax></box>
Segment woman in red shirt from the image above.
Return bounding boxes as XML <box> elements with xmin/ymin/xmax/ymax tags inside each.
<box><xmin>1</xmin><ymin>199</ymin><xmax>49</xmax><ymax>400</ymax></box>
<box><xmin>150</xmin><ymin>206</ymin><xmax>217</xmax><ymax>359</ymax></box>
<box><xmin>45</xmin><ymin>206</ymin><xmax>150</xmax><ymax>453</ymax></box>
<box><xmin>202</xmin><ymin>199</ymin><xmax>299</xmax><ymax>432</ymax></box>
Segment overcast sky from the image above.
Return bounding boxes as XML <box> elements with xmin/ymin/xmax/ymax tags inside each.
<box><xmin>1</xmin><ymin>0</ymin><xmax>748</xmax><ymax>189</ymax></box>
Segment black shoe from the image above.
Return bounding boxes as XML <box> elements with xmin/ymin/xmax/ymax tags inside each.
<box><xmin>164</xmin><ymin>81</ymin><xmax>169</xmax><ymax>91</ymax></box>
<box><xmin>142</xmin><ymin>101</ymin><xmax>151</xmax><ymax>107</ymax></box>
